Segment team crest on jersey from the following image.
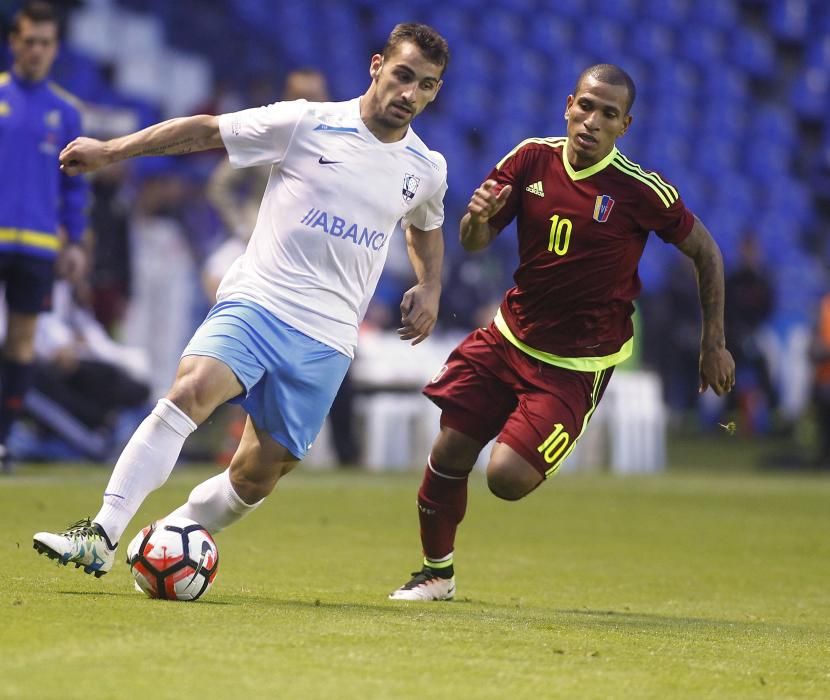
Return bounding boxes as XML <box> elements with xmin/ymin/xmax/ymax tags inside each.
<box><xmin>593</xmin><ymin>194</ymin><xmax>615</xmax><ymax>223</ymax></box>
<box><xmin>402</xmin><ymin>173</ymin><xmax>421</xmax><ymax>202</ymax></box>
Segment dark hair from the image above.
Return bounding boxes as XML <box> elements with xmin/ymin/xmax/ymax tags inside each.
<box><xmin>574</xmin><ymin>64</ymin><xmax>636</xmax><ymax>113</ymax></box>
<box><xmin>11</xmin><ymin>1</ymin><xmax>59</xmax><ymax>34</ymax></box>
<box><xmin>382</xmin><ymin>23</ymin><xmax>450</xmax><ymax>75</ymax></box>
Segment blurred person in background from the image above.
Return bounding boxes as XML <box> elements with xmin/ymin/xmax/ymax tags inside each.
<box><xmin>204</xmin><ymin>67</ymin><xmax>358</xmax><ymax>466</ymax></box>
<box><xmin>390</xmin><ymin>64</ymin><xmax>735</xmax><ymax>601</ymax></box>
<box><xmin>809</xmin><ymin>289</ymin><xmax>830</xmax><ymax>470</ymax></box>
<box><xmin>33</xmin><ymin>23</ymin><xmax>449</xmax><ymax>578</ymax></box>
<box><xmin>0</xmin><ymin>1</ymin><xmax>88</xmax><ymax>473</ymax></box>
<box><xmin>26</xmin><ymin>277</ymin><xmax>150</xmax><ymax>460</ymax></box>
<box><xmin>87</xmin><ymin>163</ymin><xmax>131</xmax><ymax>335</ymax></box>
<box><xmin>722</xmin><ymin>233</ymin><xmax>776</xmax><ymax>433</ymax></box>
<box><xmin>121</xmin><ymin>160</ymin><xmax>196</xmax><ymax>400</ymax></box>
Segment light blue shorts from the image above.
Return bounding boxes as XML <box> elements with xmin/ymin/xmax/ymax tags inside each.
<box><xmin>182</xmin><ymin>299</ymin><xmax>351</xmax><ymax>459</ymax></box>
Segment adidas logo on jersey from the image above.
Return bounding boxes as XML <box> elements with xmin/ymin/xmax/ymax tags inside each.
<box><xmin>526</xmin><ymin>181</ymin><xmax>545</xmax><ymax>197</ymax></box>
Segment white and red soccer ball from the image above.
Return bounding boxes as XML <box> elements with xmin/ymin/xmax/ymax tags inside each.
<box><xmin>127</xmin><ymin>516</ymin><xmax>219</xmax><ymax>601</ymax></box>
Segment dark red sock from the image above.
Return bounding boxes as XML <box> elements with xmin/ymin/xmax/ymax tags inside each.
<box><xmin>417</xmin><ymin>460</ymin><xmax>470</xmax><ymax>560</ymax></box>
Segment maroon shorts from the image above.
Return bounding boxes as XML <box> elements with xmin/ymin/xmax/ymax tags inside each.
<box><xmin>423</xmin><ymin>322</ymin><xmax>614</xmax><ymax>477</ymax></box>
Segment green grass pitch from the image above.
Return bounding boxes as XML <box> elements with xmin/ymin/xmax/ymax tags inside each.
<box><xmin>2</xmin><ymin>463</ymin><xmax>828</xmax><ymax>699</ymax></box>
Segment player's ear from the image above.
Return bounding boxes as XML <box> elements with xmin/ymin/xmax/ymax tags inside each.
<box><xmin>619</xmin><ymin>113</ymin><xmax>632</xmax><ymax>136</ymax></box>
<box><xmin>428</xmin><ymin>79</ymin><xmax>444</xmax><ymax>102</ymax></box>
<box><xmin>564</xmin><ymin>94</ymin><xmax>574</xmax><ymax>120</ymax></box>
<box><xmin>370</xmin><ymin>55</ymin><xmax>383</xmax><ymax>80</ymax></box>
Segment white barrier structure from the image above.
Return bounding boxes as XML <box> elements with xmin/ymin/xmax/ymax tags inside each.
<box><xmin>334</xmin><ymin>330</ymin><xmax>667</xmax><ymax>474</ymax></box>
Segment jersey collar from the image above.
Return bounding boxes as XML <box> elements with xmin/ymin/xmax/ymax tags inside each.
<box><xmin>562</xmin><ymin>140</ymin><xmax>618</xmax><ymax>181</ymax></box>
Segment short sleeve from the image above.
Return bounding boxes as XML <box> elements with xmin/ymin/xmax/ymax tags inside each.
<box><xmin>218</xmin><ymin>100</ymin><xmax>309</xmax><ymax>169</ymax></box>
<box><xmin>401</xmin><ymin>176</ymin><xmax>447</xmax><ymax>231</ymax></box>
<box><xmin>635</xmin><ymin>173</ymin><xmax>694</xmax><ymax>244</ymax></box>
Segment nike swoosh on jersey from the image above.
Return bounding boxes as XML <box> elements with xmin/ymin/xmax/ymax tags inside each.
<box><xmin>318</xmin><ymin>156</ymin><xmax>342</xmax><ymax>165</ymax></box>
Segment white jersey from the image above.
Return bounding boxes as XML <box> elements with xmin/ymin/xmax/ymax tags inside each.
<box><xmin>216</xmin><ymin>98</ymin><xmax>447</xmax><ymax>358</ymax></box>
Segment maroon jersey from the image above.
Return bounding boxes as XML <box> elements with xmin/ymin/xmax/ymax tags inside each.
<box><xmin>487</xmin><ymin>137</ymin><xmax>694</xmax><ymax>370</ymax></box>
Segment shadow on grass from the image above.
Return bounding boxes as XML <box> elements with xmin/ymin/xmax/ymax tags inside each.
<box><xmin>218</xmin><ymin>594</ymin><xmax>812</xmax><ymax>638</ymax></box>
<box><xmin>57</xmin><ymin>590</ymin><xmax>232</xmax><ymax>605</ymax></box>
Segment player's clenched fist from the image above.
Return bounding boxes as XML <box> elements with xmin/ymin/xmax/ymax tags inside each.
<box><xmin>59</xmin><ymin>137</ymin><xmax>109</xmax><ymax>176</ymax></box>
<box><xmin>467</xmin><ymin>179</ymin><xmax>512</xmax><ymax>224</ymax></box>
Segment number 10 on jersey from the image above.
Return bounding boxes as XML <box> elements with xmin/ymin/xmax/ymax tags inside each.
<box><xmin>548</xmin><ymin>214</ymin><xmax>573</xmax><ymax>256</ymax></box>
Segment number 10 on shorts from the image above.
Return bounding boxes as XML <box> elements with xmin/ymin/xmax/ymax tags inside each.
<box><xmin>537</xmin><ymin>423</ymin><xmax>570</xmax><ymax>465</ymax></box>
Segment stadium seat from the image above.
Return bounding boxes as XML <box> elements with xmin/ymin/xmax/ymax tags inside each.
<box><xmin>729</xmin><ymin>27</ymin><xmax>776</xmax><ymax>80</ymax></box>
<box><xmin>767</xmin><ymin>0</ymin><xmax>810</xmax><ymax>42</ymax></box>
<box><xmin>641</xmin><ymin>0</ymin><xmax>690</xmax><ymax>27</ymax></box>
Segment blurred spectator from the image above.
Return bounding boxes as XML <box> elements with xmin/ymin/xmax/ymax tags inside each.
<box><xmin>724</xmin><ymin>234</ymin><xmax>777</xmax><ymax>433</ymax></box>
<box><xmin>29</xmin><ymin>279</ymin><xmax>150</xmax><ymax>458</ymax></box>
<box><xmin>121</xmin><ymin>160</ymin><xmax>196</xmax><ymax>399</ymax></box>
<box><xmin>809</xmin><ymin>290</ymin><xmax>830</xmax><ymax>470</ymax></box>
<box><xmin>88</xmin><ymin>163</ymin><xmax>131</xmax><ymax>334</ymax></box>
<box><xmin>641</xmin><ymin>256</ymin><xmax>701</xmax><ymax>423</ymax></box>
<box><xmin>0</xmin><ymin>2</ymin><xmax>88</xmax><ymax>472</ymax></box>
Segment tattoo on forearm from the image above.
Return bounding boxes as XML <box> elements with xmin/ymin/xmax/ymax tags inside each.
<box><xmin>696</xmin><ymin>248</ymin><xmax>726</xmax><ymax>346</ymax></box>
<box><xmin>133</xmin><ymin>137</ymin><xmax>201</xmax><ymax>157</ymax></box>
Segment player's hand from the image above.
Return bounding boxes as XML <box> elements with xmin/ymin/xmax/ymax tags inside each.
<box><xmin>699</xmin><ymin>346</ymin><xmax>736</xmax><ymax>396</ymax></box>
<box><xmin>467</xmin><ymin>179</ymin><xmax>512</xmax><ymax>225</ymax></box>
<box><xmin>59</xmin><ymin>137</ymin><xmax>110</xmax><ymax>176</ymax></box>
<box><xmin>398</xmin><ymin>282</ymin><xmax>440</xmax><ymax>346</ymax></box>
<box><xmin>57</xmin><ymin>242</ymin><xmax>87</xmax><ymax>284</ymax></box>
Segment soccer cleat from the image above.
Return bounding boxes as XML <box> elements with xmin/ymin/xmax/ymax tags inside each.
<box><xmin>388</xmin><ymin>567</ymin><xmax>456</xmax><ymax>601</ymax></box>
<box><xmin>33</xmin><ymin>518</ymin><xmax>117</xmax><ymax>578</ymax></box>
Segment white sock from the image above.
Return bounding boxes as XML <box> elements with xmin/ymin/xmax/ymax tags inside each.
<box><xmin>94</xmin><ymin>399</ymin><xmax>197</xmax><ymax>544</ymax></box>
<box><xmin>166</xmin><ymin>468</ymin><xmax>263</xmax><ymax>534</ymax></box>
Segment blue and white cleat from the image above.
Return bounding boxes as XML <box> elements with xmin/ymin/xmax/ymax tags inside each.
<box><xmin>33</xmin><ymin>518</ymin><xmax>116</xmax><ymax>578</ymax></box>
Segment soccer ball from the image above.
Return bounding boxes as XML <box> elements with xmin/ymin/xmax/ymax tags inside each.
<box><xmin>126</xmin><ymin>516</ymin><xmax>219</xmax><ymax>601</ymax></box>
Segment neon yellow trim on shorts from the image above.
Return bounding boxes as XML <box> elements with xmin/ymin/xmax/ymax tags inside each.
<box><xmin>544</xmin><ymin>369</ymin><xmax>606</xmax><ymax>478</ymax></box>
<box><xmin>494</xmin><ymin>308</ymin><xmax>633</xmax><ymax>371</ymax></box>
<box><xmin>0</xmin><ymin>227</ymin><xmax>61</xmax><ymax>251</ymax></box>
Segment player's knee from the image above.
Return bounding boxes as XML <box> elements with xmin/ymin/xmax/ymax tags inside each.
<box><xmin>166</xmin><ymin>375</ymin><xmax>216</xmax><ymax>424</ymax></box>
<box><xmin>486</xmin><ymin>460</ymin><xmax>541</xmax><ymax>501</ymax></box>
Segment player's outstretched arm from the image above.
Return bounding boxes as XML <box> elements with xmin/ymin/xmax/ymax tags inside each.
<box><xmin>675</xmin><ymin>216</ymin><xmax>736</xmax><ymax>396</ymax></box>
<box><xmin>399</xmin><ymin>224</ymin><xmax>443</xmax><ymax>345</ymax></box>
<box><xmin>459</xmin><ymin>179</ymin><xmax>512</xmax><ymax>252</ymax></box>
<box><xmin>59</xmin><ymin>115</ymin><xmax>223</xmax><ymax>176</ymax></box>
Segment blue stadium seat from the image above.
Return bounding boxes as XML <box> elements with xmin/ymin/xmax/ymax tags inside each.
<box><xmin>528</xmin><ymin>13</ymin><xmax>574</xmax><ymax>55</ymax></box>
<box><xmin>678</xmin><ymin>24</ymin><xmax>726</xmax><ymax>68</ymax></box>
<box><xmin>640</xmin><ymin>0</ymin><xmax>691</xmax><ymax>28</ymax></box>
<box><xmin>477</xmin><ymin>9</ymin><xmax>526</xmax><ymax>50</ymax></box>
<box><xmin>627</xmin><ymin>22</ymin><xmax>675</xmax><ymax>61</ymax></box>
<box><xmin>767</xmin><ymin>0</ymin><xmax>810</xmax><ymax>42</ymax></box>
<box><xmin>749</xmin><ymin>105</ymin><xmax>798</xmax><ymax>149</ymax></box>
<box><xmin>729</xmin><ymin>27</ymin><xmax>776</xmax><ymax>79</ymax></box>
<box><xmin>589</xmin><ymin>0</ymin><xmax>642</xmax><ymax>24</ymax></box>
<box><xmin>789</xmin><ymin>67</ymin><xmax>829</xmax><ymax>121</ymax></box>
<box><xmin>688</xmin><ymin>0</ymin><xmax>738</xmax><ymax>29</ymax></box>
<box><xmin>746</xmin><ymin>142</ymin><xmax>792</xmax><ymax>184</ymax></box>
<box><xmin>700</xmin><ymin>65</ymin><xmax>748</xmax><ymax>101</ymax></box>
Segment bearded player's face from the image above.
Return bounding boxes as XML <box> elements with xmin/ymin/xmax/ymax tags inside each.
<box><xmin>369</xmin><ymin>41</ymin><xmax>443</xmax><ymax>129</ymax></box>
